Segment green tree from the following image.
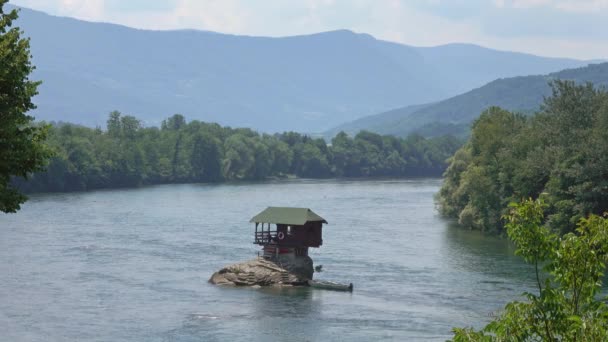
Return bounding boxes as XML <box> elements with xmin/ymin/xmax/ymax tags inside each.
<box><xmin>438</xmin><ymin>82</ymin><xmax>608</xmax><ymax>233</ymax></box>
<box><xmin>120</xmin><ymin>115</ymin><xmax>141</xmax><ymax>140</ymax></box>
<box><xmin>295</xmin><ymin>143</ymin><xmax>331</xmax><ymax>178</ymax></box>
<box><xmin>0</xmin><ymin>2</ymin><xmax>51</xmax><ymax>212</ymax></box>
<box><xmin>265</xmin><ymin>138</ymin><xmax>292</xmax><ymax>176</ymax></box>
<box><xmin>251</xmin><ymin>138</ymin><xmax>272</xmax><ymax>179</ymax></box>
<box><xmin>107</xmin><ymin>110</ymin><xmax>122</xmax><ymax>138</ymax></box>
<box><xmin>452</xmin><ymin>198</ymin><xmax>608</xmax><ymax>341</ymax></box>
<box><xmin>16</xmin><ymin>113</ymin><xmax>461</xmax><ymax>193</ymax></box>
<box><xmin>222</xmin><ymin>134</ymin><xmax>255</xmax><ymax>179</ymax></box>
<box><xmin>190</xmin><ymin>132</ymin><xmax>222</xmax><ymax>182</ymax></box>
<box><xmin>331</xmin><ymin>131</ymin><xmax>360</xmax><ymax>177</ymax></box>
<box><xmin>161</xmin><ymin>113</ymin><xmax>186</xmax><ymax>131</ymax></box>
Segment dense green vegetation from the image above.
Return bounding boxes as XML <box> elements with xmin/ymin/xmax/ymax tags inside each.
<box><xmin>13</xmin><ymin>112</ymin><xmax>462</xmax><ymax>193</ymax></box>
<box><xmin>438</xmin><ymin>81</ymin><xmax>608</xmax><ymax>234</ymax></box>
<box><xmin>0</xmin><ymin>2</ymin><xmax>52</xmax><ymax>213</ymax></box>
<box><xmin>452</xmin><ymin>199</ymin><xmax>608</xmax><ymax>341</ymax></box>
<box><xmin>329</xmin><ymin>62</ymin><xmax>608</xmax><ymax>138</ymax></box>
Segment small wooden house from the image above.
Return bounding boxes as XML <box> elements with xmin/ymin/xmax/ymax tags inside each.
<box><xmin>251</xmin><ymin>207</ymin><xmax>327</xmax><ymax>259</ymax></box>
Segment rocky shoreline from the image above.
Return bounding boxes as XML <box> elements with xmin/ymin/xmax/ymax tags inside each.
<box><xmin>209</xmin><ymin>256</ymin><xmax>314</xmax><ymax>287</ymax></box>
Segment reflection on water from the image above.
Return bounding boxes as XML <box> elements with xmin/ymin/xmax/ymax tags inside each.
<box><xmin>442</xmin><ymin>222</ymin><xmax>532</xmax><ymax>281</ymax></box>
<box><xmin>439</xmin><ymin>222</ymin><xmax>537</xmax><ymax>319</ymax></box>
<box><xmin>1</xmin><ymin>178</ymin><xmax>536</xmax><ymax>341</ymax></box>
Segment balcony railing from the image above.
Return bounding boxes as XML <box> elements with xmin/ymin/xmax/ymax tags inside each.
<box><xmin>254</xmin><ymin>231</ymin><xmax>278</xmax><ymax>244</ymax></box>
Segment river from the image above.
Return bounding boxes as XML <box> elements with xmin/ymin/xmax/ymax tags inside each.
<box><xmin>0</xmin><ymin>178</ymin><xmax>536</xmax><ymax>341</ymax></box>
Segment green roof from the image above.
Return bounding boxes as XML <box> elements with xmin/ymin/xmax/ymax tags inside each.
<box><xmin>250</xmin><ymin>207</ymin><xmax>328</xmax><ymax>225</ymax></box>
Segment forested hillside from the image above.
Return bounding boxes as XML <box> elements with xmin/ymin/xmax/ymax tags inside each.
<box><xmin>12</xmin><ymin>5</ymin><xmax>592</xmax><ymax>132</ymax></box>
<box><xmin>14</xmin><ymin>114</ymin><xmax>462</xmax><ymax>193</ymax></box>
<box><xmin>437</xmin><ymin>81</ymin><xmax>608</xmax><ymax>234</ymax></box>
<box><xmin>331</xmin><ymin>63</ymin><xmax>608</xmax><ymax>137</ymax></box>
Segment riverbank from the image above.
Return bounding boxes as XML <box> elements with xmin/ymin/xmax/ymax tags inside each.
<box><xmin>13</xmin><ymin>115</ymin><xmax>461</xmax><ymax>195</ymax></box>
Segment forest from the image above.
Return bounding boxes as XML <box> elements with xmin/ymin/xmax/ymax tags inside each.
<box><xmin>14</xmin><ymin>112</ymin><xmax>462</xmax><ymax>193</ymax></box>
<box><xmin>438</xmin><ymin>80</ymin><xmax>608</xmax><ymax>234</ymax></box>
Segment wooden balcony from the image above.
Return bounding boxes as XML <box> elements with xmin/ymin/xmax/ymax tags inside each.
<box><xmin>254</xmin><ymin>231</ymin><xmax>278</xmax><ymax>245</ymax></box>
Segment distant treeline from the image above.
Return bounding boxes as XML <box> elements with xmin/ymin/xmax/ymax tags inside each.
<box><xmin>438</xmin><ymin>80</ymin><xmax>608</xmax><ymax>234</ymax></box>
<box><xmin>15</xmin><ymin>112</ymin><xmax>462</xmax><ymax>193</ymax></box>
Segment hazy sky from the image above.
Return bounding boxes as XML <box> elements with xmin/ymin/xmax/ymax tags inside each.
<box><xmin>10</xmin><ymin>0</ymin><xmax>608</xmax><ymax>60</ymax></box>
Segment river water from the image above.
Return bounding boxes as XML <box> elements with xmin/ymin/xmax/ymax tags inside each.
<box><xmin>0</xmin><ymin>178</ymin><xmax>536</xmax><ymax>341</ymax></box>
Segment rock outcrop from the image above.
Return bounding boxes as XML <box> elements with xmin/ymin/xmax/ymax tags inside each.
<box><xmin>209</xmin><ymin>256</ymin><xmax>314</xmax><ymax>287</ymax></box>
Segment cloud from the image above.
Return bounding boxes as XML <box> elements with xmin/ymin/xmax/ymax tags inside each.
<box><xmin>138</xmin><ymin>0</ymin><xmax>251</xmax><ymax>33</ymax></box>
<box><xmin>494</xmin><ymin>0</ymin><xmax>608</xmax><ymax>12</ymax></box>
<box><xmin>12</xmin><ymin>0</ymin><xmax>105</xmax><ymax>20</ymax></box>
<box><xmin>104</xmin><ymin>0</ymin><xmax>178</xmax><ymax>13</ymax></box>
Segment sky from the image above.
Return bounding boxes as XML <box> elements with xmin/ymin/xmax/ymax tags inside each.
<box><xmin>9</xmin><ymin>0</ymin><xmax>608</xmax><ymax>60</ymax></box>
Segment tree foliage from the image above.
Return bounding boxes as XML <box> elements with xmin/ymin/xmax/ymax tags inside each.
<box><xmin>14</xmin><ymin>112</ymin><xmax>463</xmax><ymax>193</ymax></box>
<box><xmin>0</xmin><ymin>2</ymin><xmax>51</xmax><ymax>212</ymax></box>
<box><xmin>452</xmin><ymin>198</ymin><xmax>608</xmax><ymax>341</ymax></box>
<box><xmin>438</xmin><ymin>81</ymin><xmax>608</xmax><ymax>234</ymax></box>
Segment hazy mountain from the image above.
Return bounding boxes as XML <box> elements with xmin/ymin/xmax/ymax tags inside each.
<box><xmin>328</xmin><ymin>63</ymin><xmax>608</xmax><ymax>138</ymax></box>
<box><xmin>14</xmin><ymin>5</ymin><xmax>594</xmax><ymax>132</ymax></box>
<box><xmin>324</xmin><ymin>103</ymin><xmax>433</xmax><ymax>138</ymax></box>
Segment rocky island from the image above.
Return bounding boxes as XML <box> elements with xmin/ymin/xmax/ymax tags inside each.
<box><xmin>210</xmin><ymin>207</ymin><xmax>326</xmax><ymax>288</ymax></box>
<box><xmin>209</xmin><ymin>255</ymin><xmax>313</xmax><ymax>287</ymax></box>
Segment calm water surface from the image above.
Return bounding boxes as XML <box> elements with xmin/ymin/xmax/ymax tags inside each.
<box><xmin>0</xmin><ymin>179</ymin><xmax>536</xmax><ymax>341</ymax></box>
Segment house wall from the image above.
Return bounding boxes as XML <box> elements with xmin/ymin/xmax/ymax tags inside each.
<box><xmin>276</xmin><ymin>222</ymin><xmax>323</xmax><ymax>248</ymax></box>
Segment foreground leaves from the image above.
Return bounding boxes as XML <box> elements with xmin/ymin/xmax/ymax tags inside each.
<box><xmin>0</xmin><ymin>1</ymin><xmax>52</xmax><ymax>212</ymax></box>
<box><xmin>452</xmin><ymin>199</ymin><xmax>608</xmax><ymax>341</ymax></box>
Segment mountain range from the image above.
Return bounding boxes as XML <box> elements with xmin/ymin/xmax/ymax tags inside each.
<box><xmin>328</xmin><ymin>62</ymin><xmax>608</xmax><ymax>138</ymax></box>
<box><xmin>13</xmin><ymin>5</ymin><xmax>596</xmax><ymax>133</ymax></box>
